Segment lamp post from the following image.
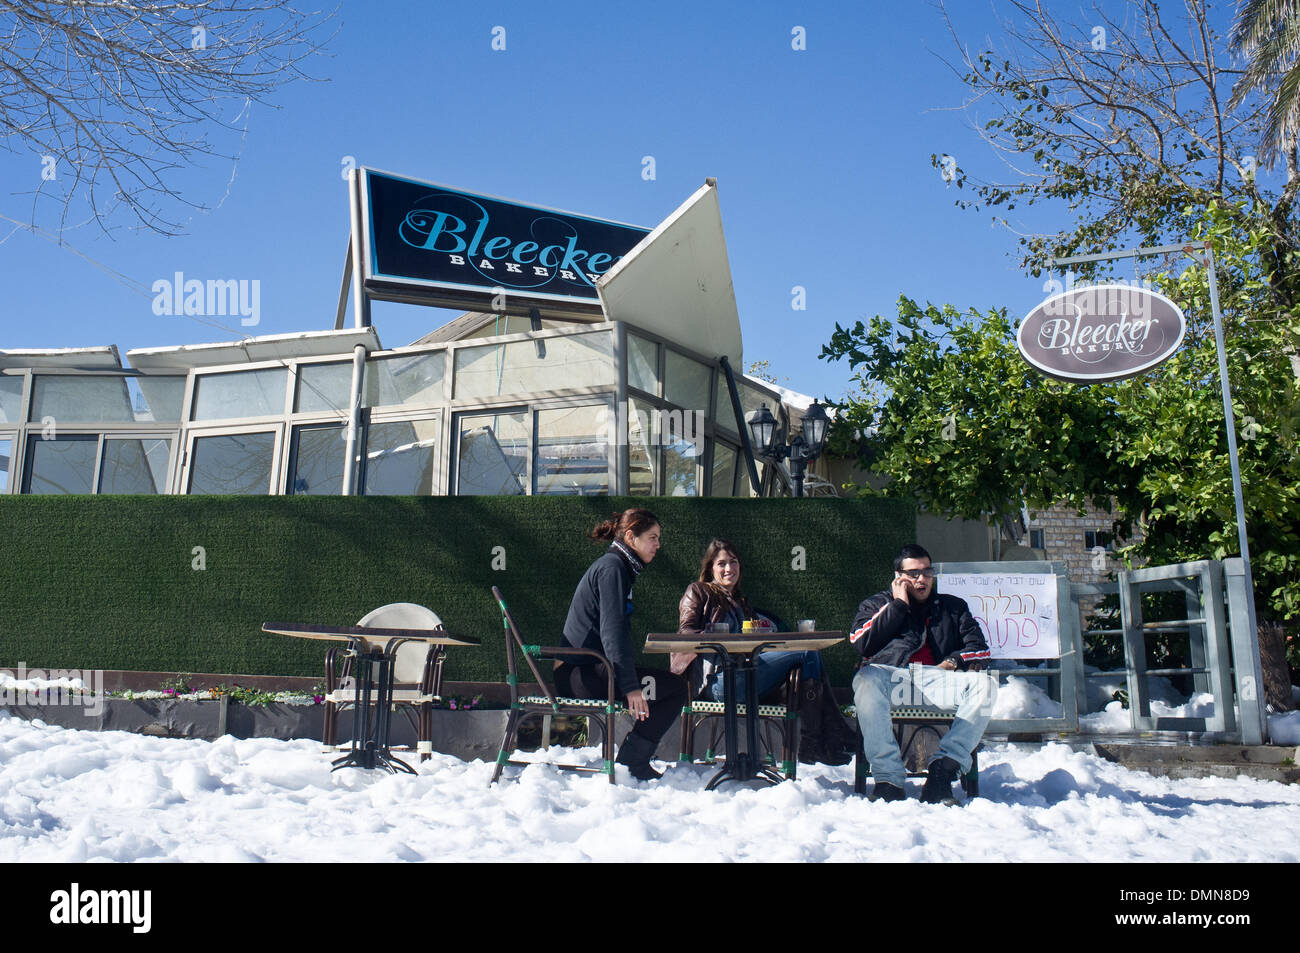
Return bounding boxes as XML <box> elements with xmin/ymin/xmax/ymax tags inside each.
<box><xmin>745</xmin><ymin>400</ymin><xmax>830</xmax><ymax>498</ymax></box>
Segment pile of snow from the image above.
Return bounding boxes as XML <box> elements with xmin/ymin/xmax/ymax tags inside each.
<box><xmin>0</xmin><ymin>671</ymin><xmax>90</xmax><ymax>693</ymax></box>
<box><xmin>1269</xmin><ymin>711</ymin><xmax>1300</xmax><ymax>745</ymax></box>
<box><xmin>1</xmin><ymin>711</ymin><xmax>1297</xmax><ymax>862</ymax></box>
<box><xmin>991</xmin><ymin>676</ymin><xmax>1062</xmax><ymax>719</ymax></box>
<box><xmin>1079</xmin><ymin>692</ymin><xmax>1219</xmax><ymax>733</ymax></box>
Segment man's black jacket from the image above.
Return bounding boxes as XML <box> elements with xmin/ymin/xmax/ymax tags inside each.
<box><xmin>848</xmin><ymin>588</ymin><xmax>991</xmax><ymax>670</ymax></box>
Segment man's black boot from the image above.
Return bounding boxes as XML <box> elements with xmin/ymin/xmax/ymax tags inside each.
<box><xmin>921</xmin><ymin>756</ymin><xmax>962</xmax><ymax>804</ymax></box>
<box><xmin>615</xmin><ymin>732</ymin><xmax>663</xmax><ymax>781</ymax></box>
<box><xmin>870</xmin><ymin>781</ymin><xmax>906</xmax><ymax>803</ymax></box>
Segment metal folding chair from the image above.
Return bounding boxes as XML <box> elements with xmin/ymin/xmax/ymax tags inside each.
<box><xmin>489</xmin><ymin>586</ymin><xmax>628</xmax><ymax>785</ymax></box>
<box><xmin>678</xmin><ymin>668</ymin><xmax>803</xmax><ymax>778</ymax></box>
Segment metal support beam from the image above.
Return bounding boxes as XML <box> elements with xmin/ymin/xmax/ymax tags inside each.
<box><xmin>341</xmin><ymin>344</ymin><xmax>367</xmax><ymax>495</ymax></box>
<box><xmin>335</xmin><ymin>239</ymin><xmax>353</xmax><ymax>331</ymax></box>
<box><xmin>347</xmin><ymin>169</ymin><xmax>371</xmax><ymax>329</ymax></box>
<box><xmin>1049</xmin><ymin>242</ymin><xmax>1196</xmax><ymax>267</ymax></box>
<box><xmin>1225</xmin><ymin>558</ymin><xmax>1267</xmax><ymax>744</ymax></box>
<box><xmin>719</xmin><ymin>356</ymin><xmax>761</xmax><ymax>495</ymax></box>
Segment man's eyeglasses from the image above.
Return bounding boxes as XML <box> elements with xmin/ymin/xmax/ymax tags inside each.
<box><xmin>897</xmin><ymin>568</ymin><xmax>937</xmax><ymax>580</ymax></box>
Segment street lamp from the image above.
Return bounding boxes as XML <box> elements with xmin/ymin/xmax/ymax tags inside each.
<box><xmin>745</xmin><ymin>400</ymin><xmax>830</xmax><ymax>498</ymax></box>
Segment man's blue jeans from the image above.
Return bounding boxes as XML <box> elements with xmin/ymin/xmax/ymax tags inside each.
<box><xmin>851</xmin><ymin>663</ymin><xmax>998</xmax><ymax>788</ymax></box>
<box><xmin>704</xmin><ymin>651</ymin><xmax>822</xmax><ymax>703</ymax></box>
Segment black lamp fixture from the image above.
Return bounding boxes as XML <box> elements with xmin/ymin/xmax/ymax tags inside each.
<box><xmin>745</xmin><ymin>400</ymin><xmax>830</xmax><ymax>498</ymax></box>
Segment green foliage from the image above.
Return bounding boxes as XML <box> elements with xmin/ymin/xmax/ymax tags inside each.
<box><xmin>821</xmin><ymin>297</ymin><xmax>1134</xmax><ymax>537</ymax></box>
<box><xmin>822</xmin><ymin>203</ymin><xmax>1300</xmax><ymax>621</ymax></box>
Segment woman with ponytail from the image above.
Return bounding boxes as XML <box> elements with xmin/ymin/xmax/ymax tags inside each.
<box><xmin>555</xmin><ymin>508</ymin><xmax>686</xmax><ymax>781</ymax></box>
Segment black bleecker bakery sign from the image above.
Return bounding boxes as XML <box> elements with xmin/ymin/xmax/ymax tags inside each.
<box><xmin>1017</xmin><ymin>284</ymin><xmax>1187</xmax><ymax>383</ymax></box>
<box><xmin>361</xmin><ymin>168</ymin><xmax>651</xmax><ymax>314</ymax></box>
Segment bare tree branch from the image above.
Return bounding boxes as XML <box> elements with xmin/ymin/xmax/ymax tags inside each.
<box><xmin>0</xmin><ymin>0</ymin><xmax>337</xmax><ymax>237</ymax></box>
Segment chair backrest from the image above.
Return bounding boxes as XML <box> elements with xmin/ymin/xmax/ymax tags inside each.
<box><xmin>491</xmin><ymin>586</ymin><xmax>556</xmax><ymax>705</ymax></box>
<box><xmin>357</xmin><ymin>602</ymin><xmax>444</xmax><ymax>684</ymax></box>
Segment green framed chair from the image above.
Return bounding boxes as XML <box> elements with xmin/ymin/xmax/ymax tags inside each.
<box><xmin>848</xmin><ymin>706</ymin><xmax>980</xmax><ymax>797</ymax></box>
<box><xmin>677</xmin><ymin>668</ymin><xmax>803</xmax><ymax>778</ymax></box>
<box><xmin>489</xmin><ymin>586</ymin><xmax>629</xmax><ymax>785</ymax></box>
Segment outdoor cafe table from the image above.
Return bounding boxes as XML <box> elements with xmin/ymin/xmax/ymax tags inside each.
<box><xmin>643</xmin><ymin>631</ymin><xmax>843</xmax><ymax>789</ymax></box>
<box><xmin>262</xmin><ymin>622</ymin><xmax>479</xmax><ymax>775</ymax></box>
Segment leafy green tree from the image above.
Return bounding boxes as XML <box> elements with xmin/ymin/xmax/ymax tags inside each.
<box><xmin>822</xmin><ymin>203</ymin><xmax>1300</xmax><ymax>626</ymax></box>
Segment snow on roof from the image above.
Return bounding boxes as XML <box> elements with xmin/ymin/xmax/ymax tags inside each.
<box><xmin>126</xmin><ymin>328</ymin><xmax>382</xmax><ymax>371</ymax></box>
<box><xmin>0</xmin><ymin>346</ymin><xmax>122</xmax><ymax>370</ymax></box>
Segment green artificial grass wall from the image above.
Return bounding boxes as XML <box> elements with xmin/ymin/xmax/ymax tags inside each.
<box><xmin>0</xmin><ymin>495</ymin><xmax>914</xmax><ymax>685</ymax></box>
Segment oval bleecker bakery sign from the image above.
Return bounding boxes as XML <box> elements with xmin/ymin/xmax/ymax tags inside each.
<box><xmin>1017</xmin><ymin>284</ymin><xmax>1187</xmax><ymax>383</ymax></box>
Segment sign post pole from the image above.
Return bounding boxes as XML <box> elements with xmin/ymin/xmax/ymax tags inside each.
<box><xmin>1200</xmin><ymin>244</ymin><xmax>1260</xmax><ymax>658</ymax></box>
<box><xmin>1047</xmin><ymin>241</ymin><xmax>1262</xmax><ymax>737</ymax></box>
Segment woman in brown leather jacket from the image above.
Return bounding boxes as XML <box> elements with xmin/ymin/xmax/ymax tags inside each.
<box><xmin>672</xmin><ymin>538</ymin><xmax>852</xmax><ymax>764</ymax></box>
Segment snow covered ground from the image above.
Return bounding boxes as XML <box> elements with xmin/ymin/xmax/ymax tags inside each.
<box><xmin>2</xmin><ymin>710</ymin><xmax>1297</xmax><ymax>863</ymax></box>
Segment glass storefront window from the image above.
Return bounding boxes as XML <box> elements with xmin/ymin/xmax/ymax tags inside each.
<box><xmin>131</xmin><ymin>377</ymin><xmax>185</xmax><ymax>422</ymax></box>
<box><xmin>99</xmin><ymin>437</ymin><xmax>171</xmax><ymax>494</ymax></box>
<box><xmin>664</xmin><ymin>350</ymin><xmax>711</xmax><ymax>417</ymax></box>
<box><xmin>535</xmin><ymin>405</ymin><xmax>609</xmax><ymax>496</ymax></box>
<box><xmin>192</xmin><ymin>368</ymin><xmax>288</xmax><ymax>421</ymax></box>
<box><xmin>30</xmin><ymin>376</ymin><xmax>136</xmax><ymax>424</ymax></box>
<box><xmin>188</xmin><ymin>431</ymin><xmax>276</xmax><ymax>494</ymax></box>
<box><xmin>364</xmin><ymin>352</ymin><xmax>445</xmax><ymax>409</ymax></box>
<box><xmin>24</xmin><ymin>435</ymin><xmax>98</xmax><ymax>494</ymax></box>
<box><xmin>296</xmin><ymin>363</ymin><xmax>353</xmax><ymax>414</ymax></box>
<box><xmin>363</xmin><ymin>419</ymin><xmax>439</xmax><ymax>495</ymax></box>
<box><xmin>627</xmin><ymin>396</ymin><xmax>655</xmax><ymax>495</ymax></box>
<box><xmin>715</xmin><ymin>376</ymin><xmax>739</xmax><ymax>434</ymax></box>
<box><xmin>626</xmin><ymin>334</ymin><xmax>658</xmax><ymax>395</ymax></box>
<box><xmin>454</xmin><ymin>332</ymin><xmax>613</xmax><ymax>400</ymax></box>
<box><xmin>289</xmin><ymin>424</ymin><xmax>346</xmax><ymax>495</ymax></box>
<box><xmin>0</xmin><ymin>377</ymin><xmax>23</xmax><ymax>424</ymax></box>
<box><xmin>662</xmin><ymin>410</ymin><xmax>701</xmax><ymax>497</ymax></box>
<box><xmin>455</xmin><ymin>410</ymin><xmax>527</xmax><ymax>495</ymax></box>
<box><xmin>711</xmin><ymin>441</ymin><xmax>737</xmax><ymax>497</ymax></box>
<box><xmin>0</xmin><ymin>437</ymin><xmax>10</xmax><ymax>491</ymax></box>
<box><xmin>738</xmin><ymin>458</ymin><xmax>763</xmax><ymax>497</ymax></box>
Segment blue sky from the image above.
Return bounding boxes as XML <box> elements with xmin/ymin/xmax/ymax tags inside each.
<box><xmin>0</xmin><ymin>1</ymin><xmax>1214</xmax><ymax>398</ymax></box>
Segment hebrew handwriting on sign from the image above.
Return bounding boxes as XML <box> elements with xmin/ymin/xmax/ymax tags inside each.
<box><xmin>941</xmin><ymin>573</ymin><xmax>1060</xmax><ymax>660</ymax></box>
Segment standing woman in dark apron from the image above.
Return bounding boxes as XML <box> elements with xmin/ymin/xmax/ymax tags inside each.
<box><xmin>554</xmin><ymin>508</ymin><xmax>686</xmax><ymax>781</ymax></box>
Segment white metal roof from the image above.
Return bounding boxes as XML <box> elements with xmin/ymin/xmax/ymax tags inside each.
<box><xmin>126</xmin><ymin>328</ymin><xmax>382</xmax><ymax>371</ymax></box>
<box><xmin>596</xmin><ymin>181</ymin><xmax>743</xmax><ymax>369</ymax></box>
<box><xmin>0</xmin><ymin>346</ymin><xmax>122</xmax><ymax>370</ymax></box>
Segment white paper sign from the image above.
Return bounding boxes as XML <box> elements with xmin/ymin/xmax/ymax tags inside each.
<box><xmin>939</xmin><ymin>572</ymin><xmax>1060</xmax><ymax>659</ymax></box>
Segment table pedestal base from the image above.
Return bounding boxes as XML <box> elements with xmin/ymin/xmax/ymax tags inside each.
<box><xmin>702</xmin><ymin>645</ymin><xmax>783</xmax><ymax>790</ymax></box>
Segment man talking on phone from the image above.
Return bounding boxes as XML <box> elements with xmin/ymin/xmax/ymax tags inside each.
<box><xmin>848</xmin><ymin>544</ymin><xmax>997</xmax><ymax>804</ymax></box>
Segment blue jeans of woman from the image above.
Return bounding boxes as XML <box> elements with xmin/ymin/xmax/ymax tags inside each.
<box><xmin>704</xmin><ymin>650</ymin><xmax>823</xmax><ymax>703</ymax></box>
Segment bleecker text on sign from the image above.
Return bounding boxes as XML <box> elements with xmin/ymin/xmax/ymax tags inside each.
<box><xmin>1017</xmin><ymin>283</ymin><xmax>1187</xmax><ymax>383</ymax></box>
<box><xmin>361</xmin><ymin>168</ymin><xmax>651</xmax><ymax>315</ymax></box>
<box><xmin>940</xmin><ymin>573</ymin><xmax>1060</xmax><ymax>660</ymax></box>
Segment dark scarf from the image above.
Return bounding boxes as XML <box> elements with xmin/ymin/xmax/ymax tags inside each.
<box><xmin>609</xmin><ymin>540</ymin><xmax>643</xmax><ymax>577</ymax></box>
